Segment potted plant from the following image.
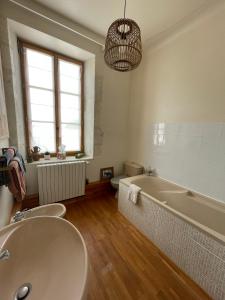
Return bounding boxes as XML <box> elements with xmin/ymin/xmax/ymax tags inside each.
<box><xmin>44</xmin><ymin>151</ymin><xmax>51</xmax><ymax>160</ymax></box>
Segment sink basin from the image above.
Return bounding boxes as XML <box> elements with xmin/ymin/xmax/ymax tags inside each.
<box><xmin>23</xmin><ymin>203</ymin><xmax>66</xmax><ymax>219</ymax></box>
<box><xmin>0</xmin><ymin>216</ymin><xmax>88</xmax><ymax>300</ymax></box>
<box><xmin>11</xmin><ymin>203</ymin><xmax>66</xmax><ymax>223</ymax></box>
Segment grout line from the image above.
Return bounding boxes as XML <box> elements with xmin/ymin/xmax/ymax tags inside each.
<box><xmin>190</xmin><ymin>237</ymin><xmax>225</xmax><ymax>264</ymax></box>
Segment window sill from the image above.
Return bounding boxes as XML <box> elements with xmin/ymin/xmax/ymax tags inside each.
<box><xmin>25</xmin><ymin>156</ymin><xmax>93</xmax><ymax>166</ymax></box>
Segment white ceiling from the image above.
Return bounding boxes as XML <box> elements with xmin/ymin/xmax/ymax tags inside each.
<box><xmin>34</xmin><ymin>0</ymin><xmax>215</xmax><ymax>42</ymax></box>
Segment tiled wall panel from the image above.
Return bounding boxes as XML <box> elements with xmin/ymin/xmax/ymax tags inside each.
<box><xmin>148</xmin><ymin>123</ymin><xmax>225</xmax><ymax>202</ymax></box>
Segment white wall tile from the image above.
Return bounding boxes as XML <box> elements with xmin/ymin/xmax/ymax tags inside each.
<box><xmin>148</xmin><ymin>123</ymin><xmax>225</xmax><ymax>202</ymax></box>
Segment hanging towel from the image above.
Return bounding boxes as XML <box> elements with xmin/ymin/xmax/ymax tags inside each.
<box><xmin>0</xmin><ymin>147</ymin><xmax>26</xmax><ymax>201</ymax></box>
<box><xmin>0</xmin><ymin>156</ymin><xmax>10</xmax><ymax>186</ymax></box>
<box><xmin>0</xmin><ymin>147</ymin><xmax>15</xmax><ymax>186</ymax></box>
<box><xmin>2</xmin><ymin>147</ymin><xmax>26</xmax><ymax>174</ymax></box>
<box><xmin>127</xmin><ymin>184</ymin><xmax>141</xmax><ymax>204</ymax></box>
<box><xmin>3</xmin><ymin>147</ymin><xmax>15</xmax><ymax>165</ymax></box>
<box><xmin>8</xmin><ymin>160</ymin><xmax>26</xmax><ymax>202</ymax></box>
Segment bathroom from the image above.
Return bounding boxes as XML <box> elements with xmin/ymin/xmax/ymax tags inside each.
<box><xmin>0</xmin><ymin>0</ymin><xmax>225</xmax><ymax>299</ymax></box>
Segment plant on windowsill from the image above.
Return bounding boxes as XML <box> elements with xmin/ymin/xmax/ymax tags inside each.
<box><xmin>44</xmin><ymin>151</ymin><xmax>51</xmax><ymax>160</ymax></box>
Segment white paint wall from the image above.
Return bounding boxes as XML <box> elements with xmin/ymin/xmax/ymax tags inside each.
<box><xmin>0</xmin><ymin>186</ymin><xmax>13</xmax><ymax>228</ymax></box>
<box><xmin>128</xmin><ymin>3</ymin><xmax>225</xmax><ymax>202</ymax></box>
<box><xmin>0</xmin><ymin>46</ymin><xmax>12</xmax><ymax>226</ymax></box>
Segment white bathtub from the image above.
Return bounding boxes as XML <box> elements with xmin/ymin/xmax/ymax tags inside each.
<box><xmin>119</xmin><ymin>175</ymin><xmax>225</xmax><ymax>300</ymax></box>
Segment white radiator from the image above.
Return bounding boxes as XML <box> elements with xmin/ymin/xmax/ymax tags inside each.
<box><xmin>37</xmin><ymin>161</ymin><xmax>86</xmax><ymax>205</ymax></box>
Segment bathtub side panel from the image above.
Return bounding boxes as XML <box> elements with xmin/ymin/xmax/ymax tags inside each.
<box><xmin>118</xmin><ymin>182</ymin><xmax>225</xmax><ymax>300</ymax></box>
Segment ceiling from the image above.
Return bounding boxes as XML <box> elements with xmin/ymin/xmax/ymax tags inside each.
<box><xmin>34</xmin><ymin>0</ymin><xmax>215</xmax><ymax>42</ymax></box>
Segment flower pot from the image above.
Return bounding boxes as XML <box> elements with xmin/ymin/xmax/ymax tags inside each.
<box><xmin>44</xmin><ymin>154</ymin><xmax>51</xmax><ymax>160</ymax></box>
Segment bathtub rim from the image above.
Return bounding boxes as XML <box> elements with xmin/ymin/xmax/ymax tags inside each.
<box><xmin>120</xmin><ymin>175</ymin><xmax>225</xmax><ymax>245</ymax></box>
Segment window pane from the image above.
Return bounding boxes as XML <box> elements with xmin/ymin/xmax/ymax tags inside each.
<box><xmin>27</xmin><ymin>49</ymin><xmax>52</xmax><ymax>71</ymax></box>
<box><xmin>59</xmin><ymin>76</ymin><xmax>80</xmax><ymax>94</ymax></box>
<box><xmin>29</xmin><ymin>88</ymin><xmax>54</xmax><ymax>122</ymax></box>
<box><xmin>59</xmin><ymin>60</ymin><xmax>81</xmax><ymax>94</ymax></box>
<box><xmin>24</xmin><ymin>47</ymin><xmax>83</xmax><ymax>153</ymax></box>
<box><xmin>59</xmin><ymin>60</ymin><xmax>80</xmax><ymax>79</ymax></box>
<box><xmin>31</xmin><ymin>122</ymin><xmax>55</xmax><ymax>152</ymax></box>
<box><xmin>27</xmin><ymin>67</ymin><xmax>53</xmax><ymax>89</ymax></box>
<box><xmin>60</xmin><ymin>93</ymin><xmax>80</xmax><ymax>123</ymax></box>
<box><xmin>61</xmin><ymin>124</ymin><xmax>81</xmax><ymax>151</ymax></box>
<box><xmin>26</xmin><ymin>49</ymin><xmax>53</xmax><ymax>89</ymax></box>
<box><xmin>29</xmin><ymin>88</ymin><xmax>54</xmax><ymax>106</ymax></box>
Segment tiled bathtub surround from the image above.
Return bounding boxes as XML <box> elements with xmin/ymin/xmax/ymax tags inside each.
<box><xmin>119</xmin><ymin>181</ymin><xmax>225</xmax><ymax>300</ymax></box>
<box><xmin>149</xmin><ymin>123</ymin><xmax>225</xmax><ymax>202</ymax></box>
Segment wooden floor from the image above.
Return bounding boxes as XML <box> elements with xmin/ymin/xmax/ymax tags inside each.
<box><xmin>65</xmin><ymin>190</ymin><xmax>211</xmax><ymax>300</ymax></box>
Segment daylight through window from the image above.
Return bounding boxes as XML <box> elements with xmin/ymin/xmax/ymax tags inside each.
<box><xmin>19</xmin><ymin>40</ymin><xmax>84</xmax><ymax>154</ymax></box>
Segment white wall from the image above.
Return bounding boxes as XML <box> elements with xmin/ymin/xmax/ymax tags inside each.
<box><xmin>128</xmin><ymin>3</ymin><xmax>225</xmax><ymax>202</ymax></box>
<box><xmin>0</xmin><ymin>45</ymin><xmax>12</xmax><ymax>225</ymax></box>
<box><xmin>0</xmin><ymin>186</ymin><xmax>13</xmax><ymax>228</ymax></box>
<box><xmin>0</xmin><ymin>0</ymin><xmax>131</xmax><ymax>194</ymax></box>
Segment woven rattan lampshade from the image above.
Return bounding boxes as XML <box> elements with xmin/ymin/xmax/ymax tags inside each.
<box><xmin>104</xmin><ymin>17</ymin><xmax>142</xmax><ymax>72</ymax></box>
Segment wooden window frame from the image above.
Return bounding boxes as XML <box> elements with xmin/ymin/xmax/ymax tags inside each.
<box><xmin>18</xmin><ymin>39</ymin><xmax>84</xmax><ymax>157</ymax></box>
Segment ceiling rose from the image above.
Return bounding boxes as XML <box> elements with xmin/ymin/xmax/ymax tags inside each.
<box><xmin>104</xmin><ymin>0</ymin><xmax>142</xmax><ymax>72</ymax></box>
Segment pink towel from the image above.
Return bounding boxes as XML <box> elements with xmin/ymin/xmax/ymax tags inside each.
<box><xmin>8</xmin><ymin>160</ymin><xmax>26</xmax><ymax>202</ymax></box>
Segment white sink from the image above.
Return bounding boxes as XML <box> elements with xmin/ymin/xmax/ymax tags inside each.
<box><xmin>11</xmin><ymin>203</ymin><xmax>66</xmax><ymax>223</ymax></box>
<box><xmin>0</xmin><ymin>216</ymin><xmax>88</xmax><ymax>300</ymax></box>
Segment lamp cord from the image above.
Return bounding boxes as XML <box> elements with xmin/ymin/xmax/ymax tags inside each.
<box><xmin>124</xmin><ymin>0</ymin><xmax>126</xmax><ymax>19</ymax></box>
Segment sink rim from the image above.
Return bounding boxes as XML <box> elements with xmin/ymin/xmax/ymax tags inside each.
<box><xmin>10</xmin><ymin>203</ymin><xmax>67</xmax><ymax>223</ymax></box>
<box><xmin>24</xmin><ymin>203</ymin><xmax>67</xmax><ymax>218</ymax></box>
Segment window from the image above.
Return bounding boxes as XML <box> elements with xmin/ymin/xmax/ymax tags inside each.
<box><xmin>19</xmin><ymin>40</ymin><xmax>84</xmax><ymax>155</ymax></box>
